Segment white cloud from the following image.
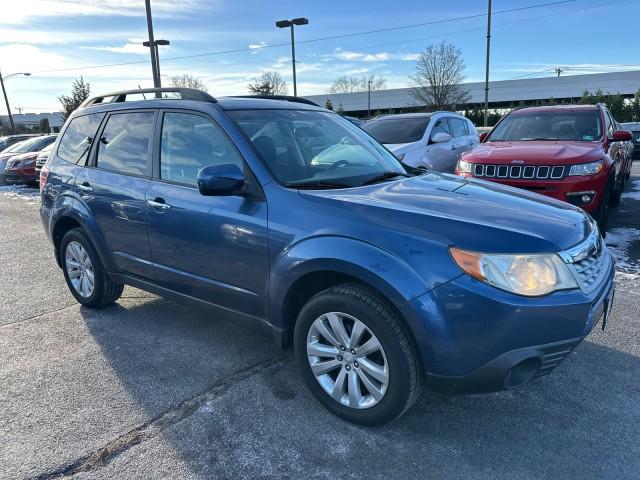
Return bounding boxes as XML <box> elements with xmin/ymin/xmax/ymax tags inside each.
<box><xmin>248</xmin><ymin>41</ymin><xmax>267</xmax><ymax>53</ymax></box>
<box><xmin>330</xmin><ymin>49</ymin><xmax>419</xmax><ymax>63</ymax></box>
<box><xmin>81</xmin><ymin>40</ymin><xmax>150</xmax><ymax>55</ymax></box>
<box><xmin>1</xmin><ymin>0</ymin><xmax>209</xmax><ymax>24</ymax></box>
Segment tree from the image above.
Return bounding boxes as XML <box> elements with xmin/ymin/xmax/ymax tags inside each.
<box><xmin>170</xmin><ymin>74</ymin><xmax>208</xmax><ymax>91</ymax></box>
<box><xmin>409</xmin><ymin>41</ymin><xmax>469</xmax><ymax>110</ymax></box>
<box><xmin>329</xmin><ymin>74</ymin><xmax>387</xmax><ymax>93</ymax></box>
<box><xmin>39</xmin><ymin>118</ymin><xmax>50</xmax><ymax>133</ymax></box>
<box><xmin>325</xmin><ymin>98</ymin><xmax>334</xmax><ymax>111</ymax></box>
<box><xmin>247</xmin><ymin>72</ymin><xmax>288</xmax><ymax>96</ymax></box>
<box><xmin>58</xmin><ymin>76</ymin><xmax>90</xmax><ymax>120</ymax></box>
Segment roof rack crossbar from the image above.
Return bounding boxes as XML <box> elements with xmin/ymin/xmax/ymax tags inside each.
<box><xmin>81</xmin><ymin>87</ymin><xmax>217</xmax><ymax>108</ymax></box>
<box><xmin>230</xmin><ymin>95</ymin><xmax>320</xmax><ymax>107</ymax></box>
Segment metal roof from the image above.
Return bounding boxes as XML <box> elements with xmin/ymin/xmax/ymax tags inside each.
<box><xmin>304</xmin><ymin>70</ymin><xmax>640</xmax><ymax>113</ymax></box>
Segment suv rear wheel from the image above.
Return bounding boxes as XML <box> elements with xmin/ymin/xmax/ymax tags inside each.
<box><xmin>294</xmin><ymin>283</ymin><xmax>420</xmax><ymax>425</ymax></box>
<box><xmin>595</xmin><ymin>180</ymin><xmax>612</xmax><ymax>233</ymax></box>
<box><xmin>61</xmin><ymin>228</ymin><xmax>123</xmax><ymax>308</ymax></box>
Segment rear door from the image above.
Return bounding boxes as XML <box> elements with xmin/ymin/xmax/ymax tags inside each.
<box><xmin>145</xmin><ymin>109</ymin><xmax>269</xmax><ymax>318</ymax></box>
<box><xmin>75</xmin><ymin>110</ymin><xmax>156</xmax><ymax>279</ymax></box>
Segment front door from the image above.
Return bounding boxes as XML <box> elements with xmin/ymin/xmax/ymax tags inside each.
<box><xmin>146</xmin><ymin>110</ymin><xmax>269</xmax><ymax>319</ymax></box>
<box><xmin>76</xmin><ymin>110</ymin><xmax>156</xmax><ymax>279</ymax></box>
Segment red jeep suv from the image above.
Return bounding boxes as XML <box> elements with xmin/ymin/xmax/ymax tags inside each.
<box><xmin>455</xmin><ymin>105</ymin><xmax>632</xmax><ymax>230</ymax></box>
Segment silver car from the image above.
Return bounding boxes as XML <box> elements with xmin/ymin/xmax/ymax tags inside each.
<box><xmin>363</xmin><ymin>112</ymin><xmax>479</xmax><ymax>172</ymax></box>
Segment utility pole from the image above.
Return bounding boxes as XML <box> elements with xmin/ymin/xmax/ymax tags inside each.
<box><xmin>144</xmin><ymin>0</ymin><xmax>160</xmax><ymax>94</ymax></box>
<box><xmin>367</xmin><ymin>79</ymin><xmax>372</xmax><ymax>118</ymax></box>
<box><xmin>555</xmin><ymin>67</ymin><xmax>563</xmax><ymax>77</ymax></box>
<box><xmin>483</xmin><ymin>0</ymin><xmax>492</xmax><ymax>128</ymax></box>
<box><xmin>276</xmin><ymin>18</ymin><xmax>309</xmax><ymax>97</ymax></box>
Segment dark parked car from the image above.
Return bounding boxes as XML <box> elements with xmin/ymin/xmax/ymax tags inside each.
<box><xmin>456</xmin><ymin>105</ymin><xmax>632</xmax><ymax>231</ymax></box>
<box><xmin>0</xmin><ymin>135</ymin><xmax>57</xmax><ymax>184</ymax></box>
<box><xmin>41</xmin><ymin>88</ymin><xmax>615</xmax><ymax>425</ymax></box>
<box><xmin>620</xmin><ymin>122</ymin><xmax>640</xmax><ymax>159</ymax></box>
<box><xmin>34</xmin><ymin>143</ymin><xmax>55</xmax><ymax>176</ymax></box>
<box><xmin>0</xmin><ymin>134</ymin><xmax>41</xmax><ymax>152</ymax></box>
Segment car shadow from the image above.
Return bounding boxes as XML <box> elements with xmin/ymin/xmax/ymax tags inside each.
<box><xmin>81</xmin><ymin>294</ymin><xmax>640</xmax><ymax>478</ymax></box>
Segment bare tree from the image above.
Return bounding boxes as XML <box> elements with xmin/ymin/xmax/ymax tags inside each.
<box><xmin>248</xmin><ymin>72</ymin><xmax>288</xmax><ymax>96</ymax></box>
<box><xmin>329</xmin><ymin>74</ymin><xmax>386</xmax><ymax>93</ymax></box>
<box><xmin>409</xmin><ymin>41</ymin><xmax>469</xmax><ymax>110</ymax></box>
<box><xmin>171</xmin><ymin>74</ymin><xmax>208</xmax><ymax>92</ymax></box>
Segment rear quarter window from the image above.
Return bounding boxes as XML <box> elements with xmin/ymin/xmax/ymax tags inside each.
<box><xmin>57</xmin><ymin>113</ymin><xmax>105</xmax><ymax>165</ymax></box>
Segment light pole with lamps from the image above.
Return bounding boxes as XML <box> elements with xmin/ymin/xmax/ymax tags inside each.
<box><xmin>143</xmin><ymin>39</ymin><xmax>170</xmax><ymax>88</ymax></box>
<box><xmin>275</xmin><ymin>17</ymin><xmax>309</xmax><ymax>97</ymax></box>
<box><xmin>0</xmin><ymin>71</ymin><xmax>31</xmax><ymax>135</ymax></box>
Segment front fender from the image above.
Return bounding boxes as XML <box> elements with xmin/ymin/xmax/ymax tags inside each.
<box><xmin>269</xmin><ymin>235</ymin><xmax>439</xmax><ymax>343</ymax></box>
<box><xmin>49</xmin><ymin>192</ymin><xmax>117</xmax><ymax>272</ymax></box>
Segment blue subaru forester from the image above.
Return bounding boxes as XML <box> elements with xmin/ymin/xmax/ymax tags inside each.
<box><xmin>40</xmin><ymin>88</ymin><xmax>615</xmax><ymax>425</ymax></box>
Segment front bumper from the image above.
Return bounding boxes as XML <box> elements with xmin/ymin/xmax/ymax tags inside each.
<box><xmin>400</xmin><ymin>257</ymin><xmax>615</xmax><ymax>394</ymax></box>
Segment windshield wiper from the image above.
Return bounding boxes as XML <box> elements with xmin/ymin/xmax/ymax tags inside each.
<box><xmin>360</xmin><ymin>171</ymin><xmax>409</xmax><ymax>186</ymax></box>
<box><xmin>285</xmin><ymin>180</ymin><xmax>352</xmax><ymax>189</ymax></box>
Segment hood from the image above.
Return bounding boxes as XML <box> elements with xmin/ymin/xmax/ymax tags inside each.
<box><xmin>300</xmin><ymin>173</ymin><xmax>590</xmax><ymax>253</ymax></box>
<box><xmin>6</xmin><ymin>152</ymin><xmax>37</xmax><ymax>168</ymax></box>
<box><xmin>0</xmin><ymin>151</ymin><xmax>22</xmax><ymax>161</ymax></box>
<box><xmin>384</xmin><ymin>141</ymin><xmax>422</xmax><ymax>154</ymax></box>
<box><xmin>464</xmin><ymin>141</ymin><xmax>603</xmax><ymax>165</ymax></box>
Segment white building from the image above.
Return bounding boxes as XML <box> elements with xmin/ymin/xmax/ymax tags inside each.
<box><xmin>305</xmin><ymin>70</ymin><xmax>640</xmax><ymax>115</ymax></box>
<box><xmin>0</xmin><ymin>112</ymin><xmax>64</xmax><ymax>132</ymax></box>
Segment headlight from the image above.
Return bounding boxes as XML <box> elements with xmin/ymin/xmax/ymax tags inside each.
<box><xmin>457</xmin><ymin>159</ymin><xmax>472</xmax><ymax>173</ymax></box>
<box><xmin>450</xmin><ymin>247</ymin><xmax>578</xmax><ymax>296</ymax></box>
<box><xmin>568</xmin><ymin>160</ymin><xmax>603</xmax><ymax>176</ymax></box>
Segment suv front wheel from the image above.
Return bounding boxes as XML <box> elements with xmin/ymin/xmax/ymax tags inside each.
<box><xmin>294</xmin><ymin>283</ymin><xmax>421</xmax><ymax>425</ymax></box>
<box><xmin>61</xmin><ymin>228</ymin><xmax>124</xmax><ymax>308</ymax></box>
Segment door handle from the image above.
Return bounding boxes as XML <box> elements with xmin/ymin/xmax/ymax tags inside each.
<box><xmin>147</xmin><ymin>198</ymin><xmax>171</xmax><ymax>210</ymax></box>
<box><xmin>78</xmin><ymin>182</ymin><xmax>93</xmax><ymax>193</ymax></box>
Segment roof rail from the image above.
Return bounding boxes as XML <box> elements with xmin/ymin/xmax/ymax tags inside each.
<box><xmin>230</xmin><ymin>95</ymin><xmax>320</xmax><ymax>107</ymax></box>
<box><xmin>81</xmin><ymin>87</ymin><xmax>217</xmax><ymax>108</ymax></box>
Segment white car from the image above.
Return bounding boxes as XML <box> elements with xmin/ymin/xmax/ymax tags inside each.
<box><xmin>363</xmin><ymin>112</ymin><xmax>479</xmax><ymax>172</ymax></box>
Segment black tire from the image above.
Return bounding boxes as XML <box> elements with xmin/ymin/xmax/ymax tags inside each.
<box><xmin>294</xmin><ymin>283</ymin><xmax>421</xmax><ymax>426</ymax></box>
<box><xmin>609</xmin><ymin>175</ymin><xmax>623</xmax><ymax>207</ymax></box>
<box><xmin>61</xmin><ymin>228</ymin><xmax>123</xmax><ymax>308</ymax></box>
<box><xmin>595</xmin><ymin>181</ymin><xmax>611</xmax><ymax>234</ymax></box>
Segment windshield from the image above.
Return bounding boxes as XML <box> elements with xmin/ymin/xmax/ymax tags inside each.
<box><xmin>488</xmin><ymin>110</ymin><xmax>602</xmax><ymax>142</ymax></box>
<box><xmin>4</xmin><ymin>136</ymin><xmax>49</xmax><ymax>153</ymax></box>
<box><xmin>363</xmin><ymin>116</ymin><xmax>431</xmax><ymax>144</ymax></box>
<box><xmin>228</xmin><ymin>109</ymin><xmax>406</xmax><ymax>188</ymax></box>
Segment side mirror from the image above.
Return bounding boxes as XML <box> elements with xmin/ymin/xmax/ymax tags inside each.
<box><xmin>197</xmin><ymin>164</ymin><xmax>244</xmax><ymax>196</ymax></box>
<box><xmin>431</xmin><ymin>132</ymin><xmax>452</xmax><ymax>144</ymax></box>
<box><xmin>611</xmin><ymin>130</ymin><xmax>633</xmax><ymax>142</ymax></box>
<box><xmin>479</xmin><ymin>132</ymin><xmax>489</xmax><ymax>142</ymax></box>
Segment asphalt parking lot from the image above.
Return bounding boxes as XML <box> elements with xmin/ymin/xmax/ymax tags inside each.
<box><xmin>1</xmin><ymin>167</ymin><xmax>639</xmax><ymax>480</ymax></box>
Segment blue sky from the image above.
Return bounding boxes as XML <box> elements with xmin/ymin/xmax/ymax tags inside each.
<box><xmin>1</xmin><ymin>0</ymin><xmax>639</xmax><ymax>113</ymax></box>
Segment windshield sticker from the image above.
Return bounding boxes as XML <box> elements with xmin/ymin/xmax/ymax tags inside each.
<box><xmin>582</xmin><ymin>135</ymin><xmax>594</xmax><ymax>141</ymax></box>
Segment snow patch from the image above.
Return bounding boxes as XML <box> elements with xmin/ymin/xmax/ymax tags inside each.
<box><xmin>0</xmin><ymin>185</ymin><xmax>40</xmax><ymax>202</ymax></box>
<box><xmin>622</xmin><ymin>179</ymin><xmax>640</xmax><ymax>201</ymax></box>
<box><xmin>606</xmin><ymin>227</ymin><xmax>640</xmax><ymax>274</ymax></box>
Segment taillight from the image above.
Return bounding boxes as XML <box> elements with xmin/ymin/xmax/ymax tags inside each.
<box><xmin>39</xmin><ymin>165</ymin><xmax>49</xmax><ymax>194</ymax></box>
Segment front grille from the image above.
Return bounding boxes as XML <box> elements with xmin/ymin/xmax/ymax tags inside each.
<box><xmin>560</xmin><ymin>224</ymin><xmax>613</xmax><ymax>295</ymax></box>
<box><xmin>533</xmin><ymin>341</ymin><xmax>579</xmax><ymax>379</ymax></box>
<box><xmin>471</xmin><ymin>164</ymin><xmax>566</xmax><ymax>180</ymax></box>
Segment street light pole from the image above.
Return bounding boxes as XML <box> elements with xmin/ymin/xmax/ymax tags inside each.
<box><xmin>0</xmin><ymin>71</ymin><xmax>31</xmax><ymax>135</ymax></box>
<box><xmin>144</xmin><ymin>0</ymin><xmax>160</xmax><ymax>91</ymax></box>
<box><xmin>276</xmin><ymin>17</ymin><xmax>309</xmax><ymax>97</ymax></box>
<box><xmin>483</xmin><ymin>0</ymin><xmax>492</xmax><ymax>128</ymax></box>
<box><xmin>367</xmin><ymin>79</ymin><xmax>372</xmax><ymax>118</ymax></box>
<box><xmin>143</xmin><ymin>39</ymin><xmax>170</xmax><ymax>89</ymax></box>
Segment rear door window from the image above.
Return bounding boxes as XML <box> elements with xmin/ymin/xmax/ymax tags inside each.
<box><xmin>448</xmin><ymin>118</ymin><xmax>468</xmax><ymax>137</ymax></box>
<box><xmin>57</xmin><ymin>113</ymin><xmax>105</xmax><ymax>165</ymax></box>
<box><xmin>96</xmin><ymin>112</ymin><xmax>154</xmax><ymax>176</ymax></box>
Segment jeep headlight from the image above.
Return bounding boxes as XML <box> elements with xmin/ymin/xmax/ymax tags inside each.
<box><xmin>568</xmin><ymin>160</ymin><xmax>603</xmax><ymax>176</ymax></box>
<box><xmin>450</xmin><ymin>248</ymin><xmax>578</xmax><ymax>296</ymax></box>
<box><xmin>457</xmin><ymin>159</ymin><xmax>472</xmax><ymax>173</ymax></box>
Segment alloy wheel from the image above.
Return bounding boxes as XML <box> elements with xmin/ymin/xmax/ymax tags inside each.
<box><xmin>306</xmin><ymin>312</ymin><xmax>389</xmax><ymax>409</ymax></box>
<box><xmin>65</xmin><ymin>240</ymin><xmax>95</xmax><ymax>298</ymax></box>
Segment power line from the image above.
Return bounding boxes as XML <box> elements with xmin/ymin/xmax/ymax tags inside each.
<box><xmin>28</xmin><ymin>0</ymin><xmax>576</xmax><ymax>75</ymax></box>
